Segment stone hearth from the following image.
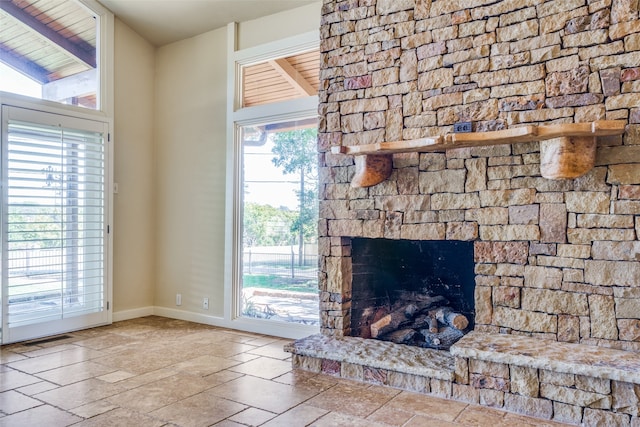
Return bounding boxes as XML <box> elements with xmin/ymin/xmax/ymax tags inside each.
<box><xmin>291</xmin><ymin>0</ymin><xmax>640</xmax><ymax>425</ymax></box>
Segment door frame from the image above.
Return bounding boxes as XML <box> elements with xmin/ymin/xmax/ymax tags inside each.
<box><xmin>0</xmin><ymin>97</ymin><xmax>113</xmax><ymax>344</ymax></box>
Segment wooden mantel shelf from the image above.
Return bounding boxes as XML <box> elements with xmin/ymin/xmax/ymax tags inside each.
<box><xmin>330</xmin><ymin>120</ymin><xmax>626</xmax><ymax>187</ymax></box>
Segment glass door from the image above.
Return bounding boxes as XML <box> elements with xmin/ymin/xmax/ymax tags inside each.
<box><xmin>238</xmin><ymin>118</ymin><xmax>318</xmax><ymax>326</ymax></box>
<box><xmin>1</xmin><ymin>105</ymin><xmax>109</xmax><ymax>343</ymax></box>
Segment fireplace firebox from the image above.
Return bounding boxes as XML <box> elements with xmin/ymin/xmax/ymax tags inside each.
<box><xmin>350</xmin><ymin>238</ymin><xmax>475</xmax><ymax>349</ymax></box>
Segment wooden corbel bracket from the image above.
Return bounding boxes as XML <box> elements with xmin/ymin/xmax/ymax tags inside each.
<box><xmin>330</xmin><ymin>120</ymin><xmax>626</xmax><ymax>188</ymax></box>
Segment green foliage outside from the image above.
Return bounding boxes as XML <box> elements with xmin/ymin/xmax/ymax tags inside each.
<box><xmin>270</xmin><ymin>127</ymin><xmax>318</xmax><ymax>246</ymax></box>
<box><xmin>8</xmin><ymin>206</ymin><xmax>62</xmax><ymax>249</ymax></box>
<box><xmin>243</xmin><ymin>274</ymin><xmax>316</xmax><ymax>292</ymax></box>
<box><xmin>243</xmin><ymin>203</ymin><xmax>296</xmax><ymax>246</ymax></box>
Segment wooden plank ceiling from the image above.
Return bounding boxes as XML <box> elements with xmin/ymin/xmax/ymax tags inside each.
<box><xmin>0</xmin><ymin>0</ymin><xmax>96</xmax><ymax>82</ymax></box>
<box><xmin>242</xmin><ymin>49</ymin><xmax>320</xmax><ymax>107</ymax></box>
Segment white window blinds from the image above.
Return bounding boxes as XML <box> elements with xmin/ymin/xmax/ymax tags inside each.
<box><xmin>5</xmin><ymin>114</ymin><xmax>105</xmax><ymax>330</ymax></box>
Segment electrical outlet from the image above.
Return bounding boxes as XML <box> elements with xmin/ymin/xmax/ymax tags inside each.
<box><xmin>454</xmin><ymin>121</ymin><xmax>473</xmax><ymax>133</ymax></box>
<box><xmin>203</xmin><ymin>297</ymin><xmax>209</xmax><ymax>310</ymax></box>
<box><xmin>176</xmin><ymin>293</ymin><xmax>182</xmax><ymax>306</ymax></box>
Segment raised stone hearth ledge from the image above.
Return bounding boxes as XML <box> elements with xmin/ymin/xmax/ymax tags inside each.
<box><xmin>288</xmin><ymin>333</ymin><xmax>640</xmax><ymax>425</ymax></box>
<box><xmin>452</xmin><ymin>332</ymin><xmax>640</xmax><ymax>384</ymax></box>
<box><xmin>284</xmin><ymin>334</ymin><xmax>454</xmax><ymax>381</ymax></box>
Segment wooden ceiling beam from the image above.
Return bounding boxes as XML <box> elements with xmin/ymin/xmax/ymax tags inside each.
<box><xmin>0</xmin><ymin>1</ymin><xmax>96</xmax><ymax>68</ymax></box>
<box><xmin>0</xmin><ymin>42</ymin><xmax>50</xmax><ymax>83</ymax></box>
<box><xmin>268</xmin><ymin>58</ymin><xmax>317</xmax><ymax>97</ymax></box>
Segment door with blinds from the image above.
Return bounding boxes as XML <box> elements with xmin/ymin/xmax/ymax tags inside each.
<box><xmin>1</xmin><ymin>106</ymin><xmax>110</xmax><ymax>343</ymax></box>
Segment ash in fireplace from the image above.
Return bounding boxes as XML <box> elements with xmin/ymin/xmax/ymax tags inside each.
<box><xmin>370</xmin><ymin>291</ymin><xmax>470</xmax><ymax>350</ymax></box>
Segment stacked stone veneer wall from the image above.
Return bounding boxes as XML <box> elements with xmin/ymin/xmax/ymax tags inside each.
<box><xmin>318</xmin><ymin>0</ymin><xmax>640</xmax><ymax>352</ymax></box>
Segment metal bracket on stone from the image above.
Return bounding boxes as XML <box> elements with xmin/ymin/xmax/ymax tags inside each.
<box><xmin>330</xmin><ymin>120</ymin><xmax>626</xmax><ymax>188</ymax></box>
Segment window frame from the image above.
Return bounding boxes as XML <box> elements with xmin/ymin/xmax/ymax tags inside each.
<box><xmin>225</xmin><ymin>23</ymin><xmax>320</xmax><ymax>339</ymax></box>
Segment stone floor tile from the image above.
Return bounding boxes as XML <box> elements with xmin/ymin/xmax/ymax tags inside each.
<box><xmin>242</xmin><ymin>336</ymin><xmax>282</xmax><ymax>347</ymax></box>
<box><xmin>0</xmin><ymin>349</ymin><xmax>26</xmax><ymax>364</ymax></box>
<box><xmin>0</xmin><ymin>404</ymin><xmax>82</xmax><ymax>427</ymax></box>
<box><xmin>271</xmin><ymin>369</ymin><xmax>338</xmax><ymax>393</ymax></box>
<box><xmin>71</xmin><ymin>407</ymin><xmax>165</xmax><ymax>427</ymax></box>
<box><xmin>33</xmin><ymin>378</ymin><xmax>125</xmax><ymax>410</ymax></box>
<box><xmin>0</xmin><ymin>390</ymin><xmax>43</xmax><ymax>414</ymax></box>
<box><xmin>503</xmin><ymin>412</ymin><xmax>572</xmax><ymax>426</ymax></box>
<box><xmin>227</xmin><ymin>406</ymin><xmax>277</xmax><ymax>426</ymax></box>
<box><xmin>260</xmin><ymin>404</ymin><xmax>329</xmax><ymax>427</ymax></box>
<box><xmin>454</xmin><ymin>405</ymin><xmax>508</xmax><ymax>425</ymax></box>
<box><xmin>367</xmin><ymin>405</ymin><xmax>415</xmax><ymax>426</ymax></box>
<box><xmin>202</xmin><ymin>369</ymin><xmax>245</xmax><ymax>386</ymax></box>
<box><xmin>72</xmin><ymin>333</ymin><xmax>139</xmax><ymax>351</ymax></box>
<box><xmin>171</xmin><ymin>354</ymin><xmax>242</xmax><ymax>376</ymax></box>
<box><xmin>91</xmin><ymin>346</ymin><xmax>185</xmax><ymax>374</ymax></box>
<box><xmin>212</xmin><ymin>421</ymin><xmax>246</xmax><ymax>427</ymax></box>
<box><xmin>204</xmin><ymin>342</ymin><xmax>260</xmax><ymax>358</ymax></box>
<box><xmin>384</xmin><ymin>391</ymin><xmax>468</xmax><ymax>422</ymax></box>
<box><xmin>209</xmin><ymin>375</ymin><xmax>319</xmax><ymax>413</ymax></box>
<box><xmin>247</xmin><ymin>341</ymin><xmax>293</xmax><ymax>360</ymax></box>
<box><xmin>6</xmin><ymin>347</ymin><xmax>104</xmax><ymax>374</ymax></box>
<box><xmin>310</xmin><ymin>411</ymin><xmax>388</xmax><ymax>427</ymax></box>
<box><xmin>68</xmin><ymin>399</ymin><xmax>119</xmax><ymax>418</ymax></box>
<box><xmin>149</xmin><ymin>390</ymin><xmax>247</xmax><ymax>427</ymax></box>
<box><xmin>0</xmin><ymin>368</ymin><xmax>42</xmax><ymax>392</ymax></box>
<box><xmin>20</xmin><ymin>344</ymin><xmax>79</xmax><ymax>358</ymax></box>
<box><xmin>306</xmin><ymin>381</ymin><xmax>399</xmax><ymax>418</ymax></box>
<box><xmin>228</xmin><ymin>352</ymin><xmax>261</xmax><ymax>362</ymax></box>
<box><xmin>403</xmin><ymin>415</ymin><xmax>460</xmax><ymax>426</ymax></box>
<box><xmin>16</xmin><ymin>380</ymin><xmax>59</xmax><ymax>396</ymax></box>
<box><xmin>228</xmin><ymin>356</ymin><xmax>292</xmax><ymax>379</ymax></box>
<box><xmin>36</xmin><ymin>361</ymin><xmax>117</xmax><ymax>386</ymax></box>
<box><xmin>106</xmin><ymin>372</ymin><xmax>212</xmax><ymax>413</ymax></box>
<box><xmin>96</xmin><ymin>370</ymin><xmax>136</xmax><ymax>383</ymax></box>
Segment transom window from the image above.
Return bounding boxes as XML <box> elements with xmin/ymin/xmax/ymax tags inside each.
<box><xmin>0</xmin><ymin>0</ymin><xmax>101</xmax><ymax>110</ymax></box>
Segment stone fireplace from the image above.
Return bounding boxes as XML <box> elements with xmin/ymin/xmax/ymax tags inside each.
<box><xmin>286</xmin><ymin>0</ymin><xmax>640</xmax><ymax>425</ymax></box>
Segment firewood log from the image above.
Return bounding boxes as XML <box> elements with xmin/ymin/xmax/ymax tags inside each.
<box><xmin>381</xmin><ymin>328</ymin><xmax>416</xmax><ymax>344</ymax></box>
<box><xmin>429</xmin><ymin>306</ymin><xmax>469</xmax><ymax>331</ymax></box>
<box><xmin>428</xmin><ymin>312</ymin><xmax>439</xmax><ymax>333</ymax></box>
<box><xmin>419</xmin><ymin>326</ymin><xmax>464</xmax><ymax>350</ymax></box>
<box><xmin>394</xmin><ymin>291</ymin><xmax>448</xmax><ymax>304</ymax></box>
<box><xmin>414</xmin><ymin>295</ymin><xmax>449</xmax><ymax>312</ymax></box>
<box><xmin>370</xmin><ymin>303</ymin><xmax>418</xmax><ymax>338</ymax></box>
<box><xmin>408</xmin><ymin>314</ymin><xmax>430</xmax><ymax>329</ymax></box>
<box><xmin>393</xmin><ymin>291</ymin><xmax>448</xmax><ymax>308</ymax></box>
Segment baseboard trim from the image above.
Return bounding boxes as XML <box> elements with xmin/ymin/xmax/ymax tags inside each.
<box><xmin>112</xmin><ymin>306</ymin><xmax>154</xmax><ymax>322</ymax></box>
<box><xmin>111</xmin><ymin>306</ymin><xmax>318</xmax><ymax>339</ymax></box>
<box><xmin>153</xmin><ymin>307</ymin><xmax>227</xmax><ymax>327</ymax></box>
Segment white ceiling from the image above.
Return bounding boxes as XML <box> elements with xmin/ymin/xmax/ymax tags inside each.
<box><xmin>99</xmin><ymin>0</ymin><xmax>318</xmax><ymax>46</ymax></box>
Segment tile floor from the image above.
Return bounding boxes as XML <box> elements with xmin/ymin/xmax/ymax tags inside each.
<box><xmin>0</xmin><ymin>316</ymin><xmax>571</xmax><ymax>426</ymax></box>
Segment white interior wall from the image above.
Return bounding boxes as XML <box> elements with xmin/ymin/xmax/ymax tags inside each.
<box><xmin>112</xmin><ymin>18</ymin><xmax>156</xmax><ymax>317</ymax></box>
<box><xmin>153</xmin><ymin>2</ymin><xmax>321</xmax><ymax>323</ymax></box>
<box><xmin>112</xmin><ymin>2</ymin><xmax>321</xmax><ymax>327</ymax></box>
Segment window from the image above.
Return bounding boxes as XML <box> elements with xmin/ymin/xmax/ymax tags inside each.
<box><xmin>0</xmin><ymin>0</ymin><xmax>112</xmax><ymax>112</ymax></box>
<box><xmin>227</xmin><ymin>27</ymin><xmax>320</xmax><ymax>336</ymax></box>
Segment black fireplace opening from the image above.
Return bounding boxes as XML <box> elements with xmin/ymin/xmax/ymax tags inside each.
<box><xmin>351</xmin><ymin>238</ymin><xmax>475</xmax><ymax>350</ymax></box>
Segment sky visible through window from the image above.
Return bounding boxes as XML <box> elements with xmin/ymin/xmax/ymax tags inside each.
<box><xmin>0</xmin><ymin>63</ymin><xmax>41</xmax><ymax>98</ymax></box>
<box><xmin>244</xmin><ymin>134</ymin><xmax>299</xmax><ymax>210</ymax></box>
